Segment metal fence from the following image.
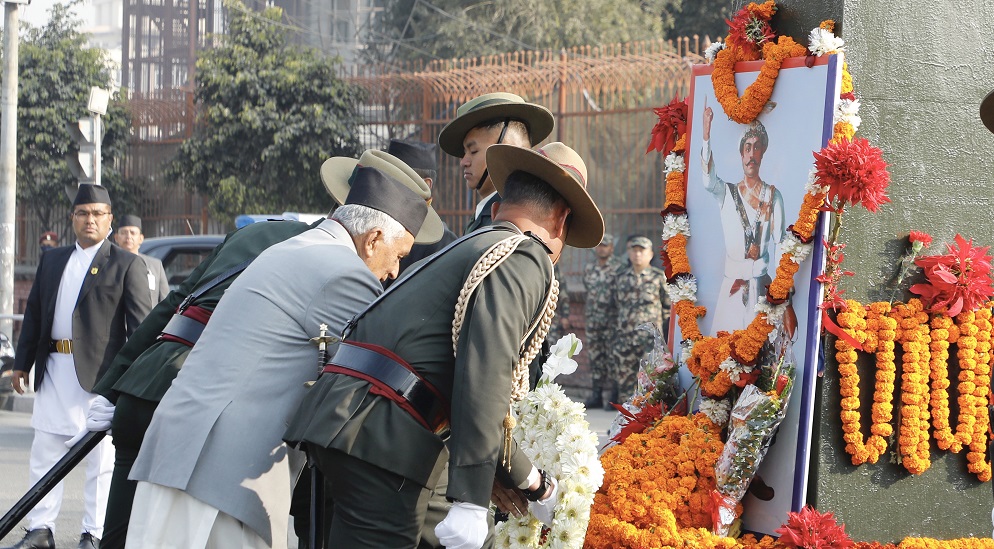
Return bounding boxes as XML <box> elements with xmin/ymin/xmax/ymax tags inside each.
<box><xmin>341</xmin><ymin>37</ymin><xmax>706</xmax><ymax>287</ymax></box>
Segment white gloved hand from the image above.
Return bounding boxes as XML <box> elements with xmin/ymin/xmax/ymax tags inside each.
<box><xmin>528</xmin><ymin>475</ymin><xmax>559</xmax><ymax>527</ymax></box>
<box><xmin>434</xmin><ymin>501</ymin><xmax>488</xmax><ymax>549</ymax></box>
<box><xmin>65</xmin><ymin>396</ymin><xmax>115</xmax><ymax>448</ymax></box>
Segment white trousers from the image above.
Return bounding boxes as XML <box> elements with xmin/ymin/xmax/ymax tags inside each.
<box><xmin>25</xmin><ymin>429</ymin><xmax>114</xmax><ymax>537</ymax></box>
<box><xmin>126</xmin><ymin>482</ymin><xmax>274</xmax><ymax>549</ymax></box>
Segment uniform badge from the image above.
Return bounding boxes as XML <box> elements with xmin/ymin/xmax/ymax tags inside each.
<box><xmin>90</xmin><ymin>267</ymin><xmax>98</xmax><ymax>275</ymax></box>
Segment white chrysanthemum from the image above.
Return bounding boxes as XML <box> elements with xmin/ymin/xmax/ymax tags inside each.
<box><xmin>835</xmin><ymin>98</ymin><xmax>861</xmax><ymax>130</ymax></box>
<box><xmin>664</xmin><ymin>275</ymin><xmax>697</xmax><ymax>303</ymax></box>
<box><xmin>755</xmin><ymin>297</ymin><xmax>790</xmax><ymax>322</ymax></box>
<box><xmin>804</xmin><ymin>169</ymin><xmax>830</xmax><ymax>195</ymax></box>
<box><xmin>704</xmin><ymin>40</ymin><xmax>725</xmax><ymax>63</ymax></box>
<box><xmin>718</xmin><ymin>356</ymin><xmax>750</xmax><ymax>383</ymax></box>
<box><xmin>808</xmin><ymin>26</ymin><xmax>844</xmax><ymax>56</ymax></box>
<box><xmin>780</xmin><ymin>233</ymin><xmax>813</xmax><ymax>264</ymax></box>
<box><xmin>661</xmin><ymin>213</ymin><xmax>691</xmax><ymax>241</ymax></box>
<box><xmin>663</xmin><ymin>152</ymin><xmax>686</xmax><ymax>174</ymax></box>
<box><xmin>700</xmin><ymin>396</ymin><xmax>732</xmax><ymax>426</ymax></box>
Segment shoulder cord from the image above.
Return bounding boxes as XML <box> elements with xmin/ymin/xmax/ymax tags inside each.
<box><xmin>449</xmin><ymin>234</ymin><xmax>559</xmax><ymax>469</ymax></box>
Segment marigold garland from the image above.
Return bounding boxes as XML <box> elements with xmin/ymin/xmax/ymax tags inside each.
<box><xmin>711</xmin><ymin>36</ymin><xmax>809</xmax><ymax>124</ymax></box>
<box><xmin>835</xmin><ymin>300</ymin><xmax>873</xmax><ymax>464</ymax></box>
<box><xmin>929</xmin><ymin>315</ymin><xmax>956</xmax><ymax>451</ymax></box>
<box><xmin>969</xmin><ymin>308</ymin><xmax>993</xmax><ymax>481</ymax></box>
<box><xmin>892</xmin><ymin>299</ymin><xmax>931</xmax><ymax>474</ymax></box>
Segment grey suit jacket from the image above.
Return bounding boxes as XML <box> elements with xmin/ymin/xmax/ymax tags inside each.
<box><xmin>14</xmin><ymin>240</ymin><xmax>154</xmax><ymax>392</ymax></box>
<box><xmin>129</xmin><ymin>219</ymin><xmax>382</xmax><ymax>545</ymax></box>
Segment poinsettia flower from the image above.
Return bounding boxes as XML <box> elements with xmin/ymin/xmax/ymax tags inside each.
<box><xmin>910</xmin><ymin>234</ymin><xmax>994</xmax><ymax>316</ymax></box>
<box><xmin>646</xmin><ymin>96</ymin><xmax>688</xmax><ymax>156</ymax></box>
<box><xmin>775</xmin><ymin>506</ymin><xmax>854</xmax><ymax>549</ymax></box>
<box><xmin>813</xmin><ymin>137</ymin><xmax>891</xmax><ymax>213</ymax></box>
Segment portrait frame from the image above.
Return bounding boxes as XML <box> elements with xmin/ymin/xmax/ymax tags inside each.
<box><xmin>679</xmin><ymin>53</ymin><xmax>842</xmax><ymax>535</ymax></box>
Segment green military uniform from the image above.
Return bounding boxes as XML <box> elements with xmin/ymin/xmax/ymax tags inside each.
<box><xmin>284</xmin><ymin>222</ymin><xmax>553</xmax><ymax>548</ymax></box>
<box><xmin>608</xmin><ymin>263</ymin><xmax>670</xmax><ymax>397</ymax></box>
<box><xmin>583</xmin><ymin>255</ymin><xmax>623</xmax><ymax>403</ymax></box>
<box><xmin>91</xmin><ymin>220</ymin><xmax>312</xmax><ymax>549</ymax></box>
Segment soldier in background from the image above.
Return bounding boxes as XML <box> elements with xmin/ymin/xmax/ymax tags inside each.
<box><xmin>607</xmin><ymin>235</ymin><xmax>670</xmax><ymax>406</ymax></box>
<box><xmin>114</xmin><ymin>215</ymin><xmax>169</xmax><ymax>303</ymax></box>
<box><xmin>582</xmin><ymin>233</ymin><xmax>622</xmax><ymax>410</ymax></box>
<box><xmin>39</xmin><ymin>232</ymin><xmax>59</xmax><ymax>255</ymax></box>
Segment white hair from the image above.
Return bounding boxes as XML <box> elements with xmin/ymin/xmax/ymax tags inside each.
<box><xmin>331</xmin><ymin>204</ymin><xmax>408</xmax><ymax>241</ymax></box>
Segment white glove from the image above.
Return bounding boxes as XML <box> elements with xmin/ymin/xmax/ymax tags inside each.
<box><xmin>528</xmin><ymin>475</ymin><xmax>559</xmax><ymax>527</ymax></box>
<box><xmin>435</xmin><ymin>501</ymin><xmax>488</xmax><ymax>549</ymax></box>
<box><xmin>65</xmin><ymin>396</ymin><xmax>115</xmax><ymax>448</ymax></box>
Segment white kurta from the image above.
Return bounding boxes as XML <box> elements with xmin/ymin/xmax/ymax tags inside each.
<box><xmin>702</xmin><ymin>140</ymin><xmax>785</xmax><ymax>334</ymax></box>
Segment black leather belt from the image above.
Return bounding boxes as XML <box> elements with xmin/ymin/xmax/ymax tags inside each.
<box><xmin>324</xmin><ymin>342</ymin><xmax>449</xmax><ymax>435</ymax></box>
<box><xmin>160</xmin><ymin>314</ymin><xmax>207</xmax><ymax>346</ymax></box>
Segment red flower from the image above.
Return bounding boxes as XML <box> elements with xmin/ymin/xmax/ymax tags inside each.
<box><xmin>775</xmin><ymin>506</ymin><xmax>854</xmax><ymax>549</ymax></box>
<box><xmin>908</xmin><ymin>230</ymin><xmax>932</xmax><ymax>248</ymax></box>
<box><xmin>910</xmin><ymin>234</ymin><xmax>994</xmax><ymax>316</ymax></box>
<box><xmin>608</xmin><ymin>401</ymin><xmax>663</xmax><ymax>446</ymax></box>
<box><xmin>813</xmin><ymin>138</ymin><xmax>891</xmax><ymax>213</ymax></box>
<box><xmin>646</xmin><ymin>96</ymin><xmax>688</xmax><ymax>156</ymax></box>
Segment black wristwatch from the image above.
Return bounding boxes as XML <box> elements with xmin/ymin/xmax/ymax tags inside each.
<box><xmin>520</xmin><ymin>469</ymin><xmax>552</xmax><ymax>502</ymax></box>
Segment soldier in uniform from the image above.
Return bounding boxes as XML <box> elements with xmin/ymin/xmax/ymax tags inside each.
<box><xmin>582</xmin><ymin>233</ymin><xmax>623</xmax><ymax>410</ymax></box>
<box><xmin>607</xmin><ymin>235</ymin><xmax>670</xmax><ymax>405</ymax></box>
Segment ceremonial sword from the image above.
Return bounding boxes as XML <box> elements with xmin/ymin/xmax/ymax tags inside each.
<box><xmin>305</xmin><ymin>323</ymin><xmax>336</xmax><ymax>549</ymax></box>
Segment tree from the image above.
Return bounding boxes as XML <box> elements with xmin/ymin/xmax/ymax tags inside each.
<box><xmin>370</xmin><ymin>0</ymin><xmax>682</xmax><ymax>64</ymax></box>
<box><xmin>666</xmin><ymin>0</ymin><xmax>737</xmax><ymax>44</ymax></box>
<box><xmin>169</xmin><ymin>0</ymin><xmax>365</xmax><ymax>220</ymax></box>
<box><xmin>3</xmin><ymin>0</ymin><xmax>134</xmax><ymax>233</ymax></box>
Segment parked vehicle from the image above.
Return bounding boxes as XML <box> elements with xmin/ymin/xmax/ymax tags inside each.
<box><xmin>0</xmin><ymin>332</ymin><xmax>16</xmax><ymax>393</ymax></box>
<box><xmin>140</xmin><ymin>234</ymin><xmax>226</xmax><ymax>291</ymax></box>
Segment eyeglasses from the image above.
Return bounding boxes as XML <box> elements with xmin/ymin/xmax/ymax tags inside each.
<box><xmin>72</xmin><ymin>210</ymin><xmax>111</xmax><ymax>220</ymax></box>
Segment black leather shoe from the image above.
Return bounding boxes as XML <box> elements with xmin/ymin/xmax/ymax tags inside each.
<box><xmin>77</xmin><ymin>532</ymin><xmax>99</xmax><ymax>549</ymax></box>
<box><xmin>584</xmin><ymin>394</ymin><xmax>603</xmax><ymax>409</ymax></box>
<box><xmin>2</xmin><ymin>528</ymin><xmax>54</xmax><ymax>549</ymax></box>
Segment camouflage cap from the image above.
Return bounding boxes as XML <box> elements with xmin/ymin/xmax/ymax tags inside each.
<box><xmin>627</xmin><ymin>235</ymin><xmax>653</xmax><ymax>249</ymax></box>
<box><xmin>598</xmin><ymin>233</ymin><xmax>615</xmax><ymax>246</ymax></box>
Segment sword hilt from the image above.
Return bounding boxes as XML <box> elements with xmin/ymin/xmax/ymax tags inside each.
<box><xmin>306</xmin><ymin>324</ymin><xmax>337</xmax><ymax>388</ymax></box>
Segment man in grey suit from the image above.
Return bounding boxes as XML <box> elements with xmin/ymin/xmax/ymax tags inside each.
<box><xmin>7</xmin><ymin>184</ymin><xmax>154</xmax><ymax>549</ymax></box>
<box><xmin>113</xmin><ymin>215</ymin><xmax>169</xmax><ymax>302</ymax></box>
<box><xmin>124</xmin><ymin>165</ymin><xmax>440</xmax><ymax>549</ymax></box>
<box><xmin>284</xmin><ymin>142</ymin><xmax>605</xmax><ymax>548</ymax></box>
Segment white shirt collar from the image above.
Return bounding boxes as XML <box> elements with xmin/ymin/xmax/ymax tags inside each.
<box><xmin>474</xmin><ymin>191</ymin><xmax>497</xmax><ymax>220</ymax></box>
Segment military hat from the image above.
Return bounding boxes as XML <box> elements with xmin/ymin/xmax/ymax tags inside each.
<box><xmin>68</xmin><ymin>184</ymin><xmax>112</xmax><ymax>207</ymax></box>
<box><xmin>598</xmin><ymin>233</ymin><xmax>615</xmax><ymax>246</ymax></box>
<box><xmin>487</xmin><ymin>142</ymin><xmax>604</xmax><ymax>248</ymax></box>
<box><xmin>627</xmin><ymin>235</ymin><xmax>653</xmax><ymax>249</ymax></box>
<box><xmin>118</xmin><ymin>214</ymin><xmax>142</xmax><ymax>230</ymax></box>
<box><xmin>437</xmin><ymin>92</ymin><xmax>555</xmax><ymax>158</ymax></box>
<box><xmin>386</xmin><ymin>139</ymin><xmax>437</xmax><ymax>173</ymax></box>
<box><xmin>345</xmin><ymin>167</ymin><xmax>428</xmax><ymax>239</ymax></box>
<box><xmin>981</xmin><ymin>89</ymin><xmax>994</xmax><ymax>134</ymax></box>
<box><xmin>39</xmin><ymin>231</ymin><xmax>59</xmax><ymax>245</ymax></box>
<box><xmin>320</xmin><ymin>149</ymin><xmax>443</xmax><ymax>244</ymax></box>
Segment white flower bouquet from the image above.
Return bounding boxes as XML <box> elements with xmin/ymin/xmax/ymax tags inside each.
<box><xmin>495</xmin><ymin>334</ymin><xmax>604</xmax><ymax>549</ymax></box>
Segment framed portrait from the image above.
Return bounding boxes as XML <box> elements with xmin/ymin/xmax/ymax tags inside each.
<box><xmin>679</xmin><ymin>53</ymin><xmax>842</xmax><ymax>535</ymax></box>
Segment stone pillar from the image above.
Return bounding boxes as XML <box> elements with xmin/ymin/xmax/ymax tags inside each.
<box><xmin>778</xmin><ymin>0</ymin><xmax>994</xmax><ymax>540</ymax></box>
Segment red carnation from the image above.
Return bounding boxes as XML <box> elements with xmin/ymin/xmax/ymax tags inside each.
<box><xmin>908</xmin><ymin>230</ymin><xmax>932</xmax><ymax>248</ymax></box>
<box><xmin>646</xmin><ymin>96</ymin><xmax>688</xmax><ymax>156</ymax></box>
<box><xmin>775</xmin><ymin>506</ymin><xmax>854</xmax><ymax>549</ymax></box>
<box><xmin>813</xmin><ymin>137</ymin><xmax>891</xmax><ymax>213</ymax></box>
<box><xmin>910</xmin><ymin>234</ymin><xmax>994</xmax><ymax>316</ymax></box>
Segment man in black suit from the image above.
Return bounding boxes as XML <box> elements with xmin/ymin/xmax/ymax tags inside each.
<box><xmin>6</xmin><ymin>184</ymin><xmax>154</xmax><ymax>549</ymax></box>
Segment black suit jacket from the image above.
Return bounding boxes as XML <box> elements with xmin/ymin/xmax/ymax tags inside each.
<box><xmin>464</xmin><ymin>193</ymin><xmax>501</xmax><ymax>234</ymax></box>
<box><xmin>15</xmin><ymin>240</ymin><xmax>154</xmax><ymax>392</ymax></box>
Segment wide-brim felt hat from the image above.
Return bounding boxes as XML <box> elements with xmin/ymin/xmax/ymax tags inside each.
<box><xmin>321</xmin><ymin>150</ymin><xmax>444</xmax><ymax>244</ymax></box>
<box><xmin>982</xmin><ymin>89</ymin><xmax>994</xmax><ymax>134</ymax></box>
<box><xmin>487</xmin><ymin>142</ymin><xmax>604</xmax><ymax>248</ymax></box>
<box><xmin>437</xmin><ymin>92</ymin><xmax>555</xmax><ymax>158</ymax></box>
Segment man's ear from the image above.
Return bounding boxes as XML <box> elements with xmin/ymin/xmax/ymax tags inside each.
<box><xmin>359</xmin><ymin>229</ymin><xmax>384</xmax><ymax>259</ymax></box>
<box><xmin>552</xmin><ymin>207</ymin><xmax>571</xmax><ymax>240</ymax></box>
<box><xmin>423</xmin><ymin>177</ymin><xmax>434</xmax><ymax>190</ymax></box>
<box><xmin>491</xmin><ymin>201</ymin><xmax>500</xmax><ymax>219</ymax></box>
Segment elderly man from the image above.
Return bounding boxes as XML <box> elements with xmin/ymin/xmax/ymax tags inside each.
<box><xmin>123</xmin><ymin>164</ymin><xmax>439</xmax><ymax>549</ymax></box>
<box><xmin>437</xmin><ymin>92</ymin><xmax>555</xmax><ymax>234</ymax></box>
<box><xmin>284</xmin><ymin>141</ymin><xmax>604</xmax><ymax>548</ymax></box>
<box><xmin>113</xmin><ymin>215</ymin><xmax>168</xmax><ymax>302</ymax></box>
<box><xmin>6</xmin><ymin>184</ymin><xmax>154</xmax><ymax>549</ymax></box>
